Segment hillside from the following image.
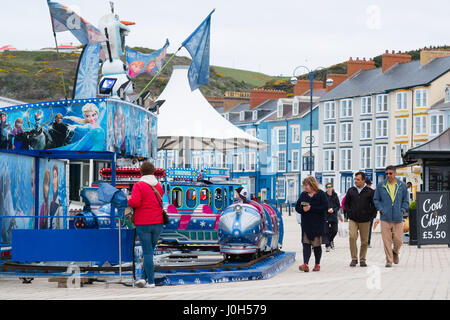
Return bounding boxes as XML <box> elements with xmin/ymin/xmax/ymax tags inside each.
<box><xmin>0</xmin><ymin>49</ymin><xmax>270</xmax><ymax>102</ymax></box>
<box><xmin>0</xmin><ymin>45</ymin><xmax>448</xmax><ymax>102</ymax></box>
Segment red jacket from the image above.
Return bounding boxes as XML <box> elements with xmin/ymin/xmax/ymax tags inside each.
<box><xmin>128</xmin><ymin>178</ymin><xmax>164</xmax><ymax>225</ymax></box>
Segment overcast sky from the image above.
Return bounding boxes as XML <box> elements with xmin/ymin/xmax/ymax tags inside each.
<box><xmin>1</xmin><ymin>0</ymin><xmax>448</xmax><ymax>76</ymax></box>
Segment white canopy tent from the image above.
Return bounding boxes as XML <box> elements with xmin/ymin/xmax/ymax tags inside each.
<box><xmin>156</xmin><ymin>65</ymin><xmax>263</xmax><ymax>152</ymax></box>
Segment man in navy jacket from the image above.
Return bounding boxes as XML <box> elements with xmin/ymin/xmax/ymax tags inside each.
<box><xmin>374</xmin><ymin>166</ymin><xmax>409</xmax><ymax>268</ymax></box>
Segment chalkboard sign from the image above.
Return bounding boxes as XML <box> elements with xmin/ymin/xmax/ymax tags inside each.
<box><xmin>416</xmin><ymin>192</ymin><xmax>450</xmax><ymax>248</ymax></box>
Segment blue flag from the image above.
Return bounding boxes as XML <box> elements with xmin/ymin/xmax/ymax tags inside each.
<box><xmin>74</xmin><ymin>43</ymin><xmax>101</xmax><ymax>99</ymax></box>
<box><xmin>47</xmin><ymin>0</ymin><xmax>107</xmax><ymax>45</ymax></box>
<box><xmin>126</xmin><ymin>39</ymin><xmax>170</xmax><ymax>78</ymax></box>
<box><xmin>182</xmin><ymin>10</ymin><xmax>215</xmax><ymax>91</ymax></box>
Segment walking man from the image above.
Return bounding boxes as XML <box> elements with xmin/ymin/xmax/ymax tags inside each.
<box><xmin>344</xmin><ymin>172</ymin><xmax>377</xmax><ymax>267</ymax></box>
<box><xmin>374</xmin><ymin>166</ymin><xmax>409</xmax><ymax>268</ymax></box>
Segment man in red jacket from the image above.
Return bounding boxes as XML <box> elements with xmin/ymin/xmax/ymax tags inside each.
<box><xmin>128</xmin><ymin>161</ymin><xmax>164</xmax><ymax>288</ymax></box>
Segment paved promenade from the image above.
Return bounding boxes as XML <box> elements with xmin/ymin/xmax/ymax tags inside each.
<box><xmin>1</xmin><ymin>212</ymin><xmax>450</xmax><ymax>300</ymax></box>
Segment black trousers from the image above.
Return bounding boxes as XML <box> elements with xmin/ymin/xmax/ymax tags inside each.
<box><xmin>325</xmin><ymin>221</ymin><xmax>338</xmax><ymax>247</ymax></box>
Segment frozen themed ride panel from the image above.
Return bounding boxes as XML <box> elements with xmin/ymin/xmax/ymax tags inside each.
<box><xmin>0</xmin><ymin>98</ymin><xmax>157</xmax><ymax>159</ymax></box>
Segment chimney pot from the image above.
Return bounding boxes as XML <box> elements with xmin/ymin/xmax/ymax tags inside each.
<box><xmin>392</xmin><ymin>50</ymin><xmax>395</xmax><ymax>54</ymax></box>
<box><xmin>385</xmin><ymin>50</ymin><xmax>389</xmax><ymax>54</ymax></box>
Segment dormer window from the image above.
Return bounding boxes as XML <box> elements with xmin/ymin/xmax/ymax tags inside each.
<box><xmin>240</xmin><ymin>111</ymin><xmax>245</xmax><ymax>121</ymax></box>
<box><xmin>224</xmin><ymin>113</ymin><xmax>229</xmax><ymax>120</ymax></box>
<box><xmin>293</xmin><ymin>102</ymin><xmax>299</xmax><ymax>116</ymax></box>
<box><xmin>277</xmin><ymin>103</ymin><xmax>283</xmax><ymax>118</ymax></box>
<box><xmin>252</xmin><ymin>110</ymin><xmax>258</xmax><ymax>121</ymax></box>
<box><xmin>445</xmin><ymin>86</ymin><xmax>450</xmax><ymax>103</ymax></box>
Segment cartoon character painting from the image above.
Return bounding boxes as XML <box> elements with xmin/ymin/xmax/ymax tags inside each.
<box><xmin>55</xmin><ymin>103</ymin><xmax>106</xmax><ymax>152</ymax></box>
<box><xmin>128</xmin><ymin>60</ymin><xmax>145</xmax><ymax>78</ymax></box>
<box><xmin>24</xmin><ymin>108</ymin><xmax>54</xmax><ymax>150</ymax></box>
<box><xmin>145</xmin><ymin>58</ymin><xmax>156</xmax><ymax>76</ymax></box>
<box><xmin>49</xmin><ymin>164</ymin><xmax>64</xmax><ymax>229</ymax></box>
<box><xmin>39</xmin><ymin>168</ymin><xmax>50</xmax><ymax>229</ymax></box>
<box><xmin>11</xmin><ymin>118</ymin><xmax>27</xmax><ymax>150</ymax></box>
<box><xmin>48</xmin><ymin>113</ymin><xmax>74</xmax><ymax>149</ymax></box>
<box><xmin>0</xmin><ymin>112</ymin><xmax>12</xmax><ymax>149</ymax></box>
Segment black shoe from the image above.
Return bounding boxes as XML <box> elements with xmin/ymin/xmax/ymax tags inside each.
<box><xmin>350</xmin><ymin>260</ymin><xmax>358</xmax><ymax>267</ymax></box>
<box><xmin>360</xmin><ymin>261</ymin><xmax>367</xmax><ymax>267</ymax></box>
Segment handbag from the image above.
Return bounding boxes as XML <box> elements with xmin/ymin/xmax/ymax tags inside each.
<box><xmin>150</xmin><ymin>185</ymin><xmax>170</xmax><ymax>226</ymax></box>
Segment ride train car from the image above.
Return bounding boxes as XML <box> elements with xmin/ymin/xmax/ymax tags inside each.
<box><xmin>96</xmin><ymin>166</ymin><xmax>242</xmax><ymax>245</ymax></box>
<box><xmin>218</xmin><ymin>200</ymin><xmax>284</xmax><ymax>259</ymax></box>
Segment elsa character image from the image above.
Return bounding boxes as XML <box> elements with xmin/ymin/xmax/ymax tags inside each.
<box><xmin>56</xmin><ymin>103</ymin><xmax>106</xmax><ymax>152</ymax></box>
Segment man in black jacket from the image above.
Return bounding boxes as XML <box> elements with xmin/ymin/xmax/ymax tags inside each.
<box><xmin>344</xmin><ymin>172</ymin><xmax>377</xmax><ymax>267</ymax></box>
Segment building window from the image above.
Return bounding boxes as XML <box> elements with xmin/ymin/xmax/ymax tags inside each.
<box><xmin>303</xmin><ymin>156</ymin><xmax>315</xmax><ymax>172</ymax></box>
<box><xmin>291</xmin><ymin>125</ymin><xmax>300</xmax><ymax>143</ymax></box>
<box><xmin>245</xmin><ymin>152</ymin><xmax>256</xmax><ymax>171</ymax></box>
<box><xmin>396</xmin><ymin>118</ymin><xmax>408</xmax><ymax>136</ymax></box>
<box><xmin>324</xmin><ymin>124</ymin><xmax>336</xmax><ymax>143</ymax></box>
<box><xmin>224</xmin><ymin>113</ymin><xmax>229</xmax><ymax>120</ymax></box>
<box><xmin>396</xmin><ymin>92</ymin><xmax>408</xmax><ymax>110</ymax></box>
<box><xmin>233</xmin><ymin>153</ymin><xmax>243</xmax><ymax>171</ymax></box>
<box><xmin>277</xmin><ymin>103</ymin><xmax>283</xmax><ymax>118</ymax></box>
<box><xmin>340</xmin><ymin>149</ymin><xmax>352</xmax><ymax>171</ymax></box>
<box><xmin>324</xmin><ymin>149</ymin><xmax>335</xmax><ymax>171</ymax></box>
<box><xmin>292</xmin><ymin>150</ymin><xmax>300</xmax><ymax>171</ymax></box>
<box><xmin>252</xmin><ymin>110</ymin><xmax>258</xmax><ymax>121</ymax></box>
<box><xmin>246</xmin><ymin>128</ymin><xmax>256</xmax><ymax>137</ymax></box>
<box><xmin>360</xmin><ymin>121</ymin><xmax>372</xmax><ymax>139</ymax></box>
<box><xmin>360</xmin><ymin>146</ymin><xmax>371</xmax><ymax>169</ymax></box>
<box><xmin>324</xmin><ymin>101</ymin><xmax>336</xmax><ymax>120</ymax></box>
<box><xmin>375</xmin><ymin>145</ymin><xmax>387</xmax><ymax>168</ymax></box>
<box><xmin>361</xmin><ymin>96</ymin><xmax>372</xmax><ymax>115</ymax></box>
<box><xmin>293</xmin><ymin>102</ymin><xmax>299</xmax><ymax>116</ymax></box>
<box><xmin>216</xmin><ymin>152</ymin><xmax>224</xmax><ymax>167</ymax></box>
<box><xmin>340</xmin><ymin>123</ymin><xmax>352</xmax><ymax>142</ymax></box>
<box><xmin>431</xmin><ymin>114</ymin><xmax>444</xmax><ymax>135</ymax></box>
<box><xmin>376</xmin><ymin>119</ymin><xmax>388</xmax><ymax>138</ymax></box>
<box><xmin>446</xmin><ymin>87</ymin><xmax>450</xmax><ymax>103</ymax></box>
<box><xmin>278</xmin><ymin>151</ymin><xmax>286</xmax><ymax>172</ymax></box>
<box><xmin>415</xmin><ymin>89</ymin><xmax>428</xmax><ymax>108</ymax></box>
<box><xmin>376</xmin><ymin>94</ymin><xmax>388</xmax><ymax>113</ymax></box>
<box><xmin>276</xmin><ymin>127</ymin><xmax>287</xmax><ymax>144</ymax></box>
<box><xmin>395</xmin><ymin>144</ymin><xmax>408</xmax><ymax>165</ymax></box>
<box><xmin>415</xmin><ymin>116</ymin><xmax>427</xmax><ymax>134</ymax></box>
<box><xmin>276</xmin><ymin>178</ymin><xmax>286</xmax><ymax>199</ymax></box>
<box><xmin>340</xmin><ymin>99</ymin><xmax>353</xmax><ymax>118</ymax></box>
<box><xmin>240</xmin><ymin>111</ymin><xmax>245</xmax><ymax>121</ymax></box>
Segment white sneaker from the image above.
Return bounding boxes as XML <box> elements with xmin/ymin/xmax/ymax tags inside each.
<box><xmin>145</xmin><ymin>283</ymin><xmax>156</xmax><ymax>288</ymax></box>
<box><xmin>135</xmin><ymin>279</ymin><xmax>146</xmax><ymax>288</ymax></box>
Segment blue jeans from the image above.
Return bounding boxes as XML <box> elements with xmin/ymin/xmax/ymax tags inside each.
<box><xmin>135</xmin><ymin>224</ymin><xmax>163</xmax><ymax>284</ymax></box>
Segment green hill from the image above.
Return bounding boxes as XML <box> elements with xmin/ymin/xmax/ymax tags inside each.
<box><xmin>0</xmin><ymin>45</ymin><xmax>448</xmax><ymax>102</ymax></box>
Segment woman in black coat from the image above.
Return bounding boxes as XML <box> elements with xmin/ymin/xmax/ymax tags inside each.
<box><xmin>325</xmin><ymin>182</ymin><xmax>340</xmax><ymax>252</ymax></box>
<box><xmin>295</xmin><ymin>176</ymin><xmax>328</xmax><ymax>272</ymax></box>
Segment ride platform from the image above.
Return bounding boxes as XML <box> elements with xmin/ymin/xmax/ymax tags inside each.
<box><xmin>153</xmin><ymin>251</ymin><xmax>295</xmax><ymax>286</ymax></box>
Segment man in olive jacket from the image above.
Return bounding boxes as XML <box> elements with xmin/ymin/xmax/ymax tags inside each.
<box><xmin>374</xmin><ymin>166</ymin><xmax>409</xmax><ymax>268</ymax></box>
<box><xmin>344</xmin><ymin>172</ymin><xmax>377</xmax><ymax>267</ymax></box>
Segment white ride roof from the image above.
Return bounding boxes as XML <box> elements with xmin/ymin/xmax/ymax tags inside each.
<box><xmin>156</xmin><ymin>65</ymin><xmax>263</xmax><ymax>150</ymax></box>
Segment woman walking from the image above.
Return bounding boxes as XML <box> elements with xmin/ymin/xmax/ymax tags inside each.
<box><xmin>295</xmin><ymin>177</ymin><xmax>329</xmax><ymax>272</ymax></box>
<box><xmin>325</xmin><ymin>182</ymin><xmax>340</xmax><ymax>252</ymax></box>
<box><xmin>128</xmin><ymin>161</ymin><xmax>164</xmax><ymax>288</ymax></box>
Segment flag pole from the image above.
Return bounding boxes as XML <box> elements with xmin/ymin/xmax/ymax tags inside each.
<box><xmin>52</xmin><ymin>31</ymin><xmax>68</xmax><ymax>100</ymax></box>
<box><xmin>133</xmin><ymin>46</ymin><xmax>182</xmax><ymax>103</ymax></box>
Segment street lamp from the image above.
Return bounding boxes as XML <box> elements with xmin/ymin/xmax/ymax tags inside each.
<box><xmin>290</xmin><ymin>66</ymin><xmax>333</xmax><ymax>178</ymax></box>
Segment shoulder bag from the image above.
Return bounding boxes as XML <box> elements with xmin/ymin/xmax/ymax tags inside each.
<box><xmin>149</xmin><ymin>185</ymin><xmax>170</xmax><ymax>226</ymax></box>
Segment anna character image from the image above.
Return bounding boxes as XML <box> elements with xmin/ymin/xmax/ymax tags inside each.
<box><xmin>39</xmin><ymin>168</ymin><xmax>50</xmax><ymax>229</ymax></box>
<box><xmin>128</xmin><ymin>60</ymin><xmax>145</xmax><ymax>78</ymax></box>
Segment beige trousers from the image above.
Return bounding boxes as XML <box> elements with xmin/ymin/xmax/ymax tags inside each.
<box><xmin>380</xmin><ymin>220</ymin><xmax>403</xmax><ymax>265</ymax></box>
<box><xmin>349</xmin><ymin>220</ymin><xmax>371</xmax><ymax>262</ymax></box>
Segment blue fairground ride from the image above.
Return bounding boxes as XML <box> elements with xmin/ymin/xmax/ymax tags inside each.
<box><xmin>0</xmin><ymin>6</ymin><xmax>159</xmax><ymax>283</ymax></box>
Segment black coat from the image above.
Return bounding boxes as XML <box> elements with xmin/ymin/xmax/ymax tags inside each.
<box><xmin>344</xmin><ymin>186</ymin><xmax>377</xmax><ymax>223</ymax></box>
<box><xmin>295</xmin><ymin>190</ymin><xmax>328</xmax><ymax>240</ymax></box>
<box><xmin>326</xmin><ymin>192</ymin><xmax>340</xmax><ymax>223</ymax></box>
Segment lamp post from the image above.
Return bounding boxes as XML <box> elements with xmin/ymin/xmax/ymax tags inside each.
<box><xmin>290</xmin><ymin>66</ymin><xmax>333</xmax><ymax>179</ymax></box>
